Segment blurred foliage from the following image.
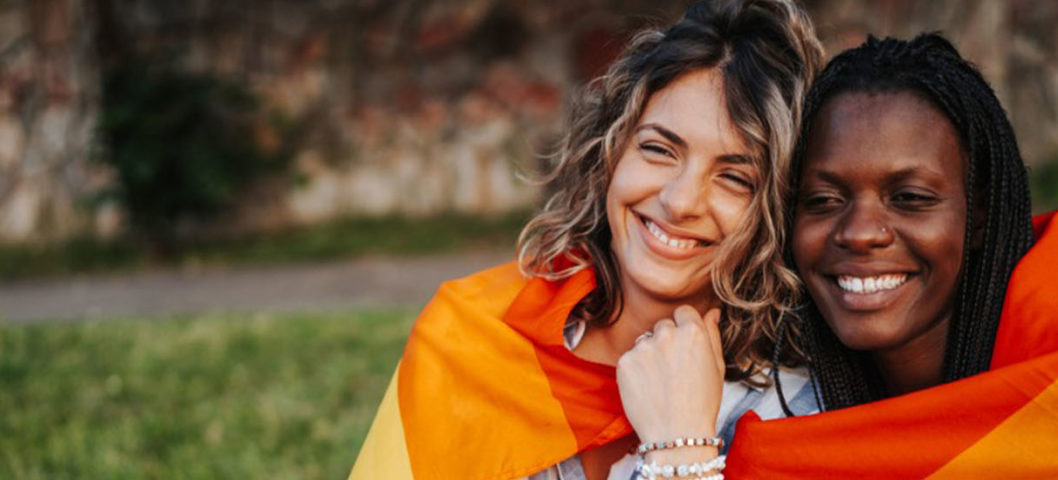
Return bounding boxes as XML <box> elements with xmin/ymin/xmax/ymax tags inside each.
<box><xmin>0</xmin><ymin>309</ymin><xmax>413</xmax><ymax>479</ymax></box>
<box><xmin>95</xmin><ymin>53</ymin><xmax>293</xmax><ymax>252</ymax></box>
<box><xmin>0</xmin><ymin>210</ymin><xmax>529</xmax><ymax>281</ymax></box>
<box><xmin>1030</xmin><ymin>160</ymin><xmax>1058</xmax><ymax>214</ymax></box>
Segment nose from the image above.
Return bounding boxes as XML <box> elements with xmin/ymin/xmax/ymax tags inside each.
<box><xmin>658</xmin><ymin>167</ymin><xmax>708</xmax><ymax>221</ymax></box>
<box><xmin>833</xmin><ymin>199</ymin><xmax>894</xmax><ymax>253</ymax></box>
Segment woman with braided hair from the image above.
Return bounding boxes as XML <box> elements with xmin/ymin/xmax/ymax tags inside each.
<box><xmin>624</xmin><ymin>33</ymin><xmax>1058</xmax><ymax>478</ymax></box>
<box><xmin>725</xmin><ymin>33</ymin><xmax>1058</xmax><ymax>477</ymax></box>
<box><xmin>786</xmin><ymin>32</ymin><xmax>1037</xmax><ymax>409</ymax></box>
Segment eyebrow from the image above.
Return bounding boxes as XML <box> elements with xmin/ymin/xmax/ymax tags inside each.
<box><xmin>718</xmin><ymin>154</ymin><xmax>753</xmax><ymax>165</ymax></box>
<box><xmin>805</xmin><ymin>169</ymin><xmax>844</xmax><ymax>185</ymax></box>
<box><xmin>807</xmin><ymin>166</ymin><xmax>945</xmax><ymax>185</ymax></box>
<box><xmin>635</xmin><ymin>124</ymin><xmax>751</xmax><ymax>163</ymax></box>
<box><xmin>635</xmin><ymin>123</ymin><xmax>687</xmax><ymax>150</ymax></box>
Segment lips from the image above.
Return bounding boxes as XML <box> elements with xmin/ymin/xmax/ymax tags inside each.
<box><xmin>836</xmin><ymin>274</ymin><xmax>908</xmax><ymax>294</ymax></box>
<box><xmin>819</xmin><ymin>270</ymin><xmax>916</xmax><ymax>312</ymax></box>
<box><xmin>633</xmin><ymin>213</ymin><xmax>713</xmax><ymax>260</ymax></box>
<box><xmin>643</xmin><ymin>218</ymin><xmax>703</xmax><ymax>250</ymax></box>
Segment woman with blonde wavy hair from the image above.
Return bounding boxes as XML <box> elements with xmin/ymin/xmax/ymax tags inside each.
<box><xmin>350</xmin><ymin>1</ymin><xmax>822</xmax><ymax>479</ymax></box>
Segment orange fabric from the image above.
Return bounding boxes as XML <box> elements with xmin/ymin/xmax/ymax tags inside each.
<box><xmin>394</xmin><ymin>262</ymin><xmax>629</xmax><ymax>480</ymax></box>
<box><xmin>726</xmin><ymin>353</ymin><xmax>1058</xmax><ymax>479</ymax></box>
<box><xmin>927</xmin><ymin>377</ymin><xmax>1058</xmax><ymax>479</ymax></box>
<box><xmin>503</xmin><ymin>268</ymin><xmax>632</xmax><ymax>450</ymax></box>
<box><xmin>356</xmin><ymin>212</ymin><xmax>1057</xmax><ymax>479</ymax></box>
<box><xmin>725</xmin><ymin>211</ymin><xmax>1058</xmax><ymax>479</ymax></box>
<box><xmin>992</xmin><ymin>212</ymin><xmax>1058</xmax><ymax>368</ymax></box>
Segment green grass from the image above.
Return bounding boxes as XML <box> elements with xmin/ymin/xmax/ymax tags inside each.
<box><xmin>0</xmin><ymin>210</ymin><xmax>530</xmax><ymax>281</ymax></box>
<box><xmin>0</xmin><ymin>309</ymin><xmax>415</xmax><ymax>479</ymax></box>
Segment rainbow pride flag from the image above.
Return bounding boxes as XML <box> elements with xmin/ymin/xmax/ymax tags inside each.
<box><xmin>724</xmin><ymin>212</ymin><xmax>1058</xmax><ymax>479</ymax></box>
<box><xmin>350</xmin><ymin>213</ymin><xmax>1058</xmax><ymax>479</ymax></box>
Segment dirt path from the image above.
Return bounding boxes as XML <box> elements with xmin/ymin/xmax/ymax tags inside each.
<box><xmin>0</xmin><ymin>251</ymin><xmax>514</xmax><ymax>323</ymax></box>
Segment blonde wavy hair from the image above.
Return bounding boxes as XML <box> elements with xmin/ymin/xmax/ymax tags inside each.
<box><xmin>517</xmin><ymin>0</ymin><xmax>823</xmax><ymax>382</ymax></box>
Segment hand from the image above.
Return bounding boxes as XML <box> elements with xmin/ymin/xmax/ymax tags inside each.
<box><xmin>616</xmin><ymin>306</ymin><xmax>725</xmax><ymax>446</ymax></box>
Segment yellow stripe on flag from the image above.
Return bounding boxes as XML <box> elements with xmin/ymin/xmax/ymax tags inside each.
<box><xmin>927</xmin><ymin>377</ymin><xmax>1058</xmax><ymax>479</ymax></box>
<box><xmin>349</xmin><ymin>367</ymin><xmax>414</xmax><ymax>480</ymax></box>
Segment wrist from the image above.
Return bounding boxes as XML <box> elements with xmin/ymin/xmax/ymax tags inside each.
<box><xmin>638</xmin><ymin>426</ymin><xmax>716</xmax><ymax>445</ymax></box>
<box><xmin>644</xmin><ymin>445</ymin><xmax>719</xmax><ymax>464</ymax></box>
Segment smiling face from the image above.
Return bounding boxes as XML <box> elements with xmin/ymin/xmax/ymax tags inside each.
<box><xmin>792</xmin><ymin>91</ymin><xmax>967</xmax><ymax>356</ymax></box>
<box><xmin>606</xmin><ymin>68</ymin><xmax>756</xmax><ymax>310</ymax></box>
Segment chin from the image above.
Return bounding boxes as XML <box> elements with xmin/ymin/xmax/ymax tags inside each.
<box><xmin>827</xmin><ymin>318</ymin><xmax>905</xmax><ymax>352</ymax></box>
<box><xmin>626</xmin><ymin>264</ymin><xmax>707</xmax><ymax>303</ymax></box>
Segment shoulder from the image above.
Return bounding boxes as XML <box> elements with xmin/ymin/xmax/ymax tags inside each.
<box><xmin>716</xmin><ymin>367</ymin><xmax>820</xmax><ymax>451</ymax></box>
<box><xmin>435</xmin><ymin>261</ymin><xmax>527</xmax><ymax>301</ymax></box>
<box><xmin>419</xmin><ymin>261</ymin><xmax>528</xmax><ymax>325</ymax></box>
<box><xmin>745</xmin><ymin>367</ymin><xmax>820</xmax><ymax>419</ymax></box>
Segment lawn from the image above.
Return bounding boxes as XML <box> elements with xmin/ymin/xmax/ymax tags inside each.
<box><xmin>0</xmin><ymin>309</ymin><xmax>415</xmax><ymax>479</ymax></box>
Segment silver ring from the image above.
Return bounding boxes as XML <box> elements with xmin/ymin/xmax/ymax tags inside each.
<box><xmin>634</xmin><ymin>331</ymin><xmax>653</xmax><ymax>345</ymax></box>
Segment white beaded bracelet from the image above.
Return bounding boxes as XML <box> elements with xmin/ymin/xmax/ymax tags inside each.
<box><xmin>636</xmin><ymin>455</ymin><xmax>726</xmax><ymax>479</ymax></box>
<box><xmin>637</xmin><ymin>436</ymin><xmax>724</xmax><ymax>454</ymax></box>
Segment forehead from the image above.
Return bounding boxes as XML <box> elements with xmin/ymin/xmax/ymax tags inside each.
<box><xmin>638</xmin><ymin>69</ymin><xmax>749</xmax><ymax>155</ymax></box>
<box><xmin>804</xmin><ymin>91</ymin><xmax>965</xmax><ymax>183</ymax></box>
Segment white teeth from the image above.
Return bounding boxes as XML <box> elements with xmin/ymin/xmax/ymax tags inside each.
<box><xmin>645</xmin><ymin>219</ymin><xmax>698</xmax><ymax>250</ymax></box>
<box><xmin>837</xmin><ymin>274</ymin><xmax>908</xmax><ymax>294</ymax></box>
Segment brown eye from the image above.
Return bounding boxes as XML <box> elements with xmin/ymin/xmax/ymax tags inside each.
<box><xmin>720</xmin><ymin>173</ymin><xmax>756</xmax><ymax>192</ymax></box>
<box><xmin>639</xmin><ymin>143</ymin><xmax>674</xmax><ymax>158</ymax></box>
<box><xmin>800</xmin><ymin>193</ymin><xmax>843</xmax><ymax>212</ymax></box>
<box><xmin>891</xmin><ymin>191</ymin><xmax>940</xmax><ymax>210</ymax></box>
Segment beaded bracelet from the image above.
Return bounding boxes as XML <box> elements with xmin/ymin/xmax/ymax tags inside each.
<box><xmin>636</xmin><ymin>455</ymin><xmax>726</xmax><ymax>479</ymax></box>
<box><xmin>636</xmin><ymin>436</ymin><xmax>723</xmax><ymax>455</ymax></box>
<box><xmin>635</xmin><ymin>464</ymin><xmax>724</xmax><ymax>480</ymax></box>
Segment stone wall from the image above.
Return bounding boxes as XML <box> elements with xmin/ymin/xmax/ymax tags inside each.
<box><xmin>0</xmin><ymin>0</ymin><xmax>104</xmax><ymax>243</ymax></box>
<box><xmin>1</xmin><ymin>0</ymin><xmax>1057</xmax><ymax>243</ymax></box>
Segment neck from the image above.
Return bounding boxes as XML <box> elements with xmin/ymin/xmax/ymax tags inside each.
<box><xmin>871</xmin><ymin>316</ymin><xmax>950</xmax><ymax>397</ymax></box>
<box><xmin>574</xmin><ymin>280</ymin><xmax>718</xmax><ymax>366</ymax></box>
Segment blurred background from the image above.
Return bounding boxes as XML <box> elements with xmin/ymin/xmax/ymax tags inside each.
<box><xmin>1</xmin><ymin>0</ymin><xmax>1057</xmax><ymax>478</ymax></box>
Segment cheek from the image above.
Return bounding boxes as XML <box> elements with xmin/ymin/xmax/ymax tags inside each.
<box><xmin>791</xmin><ymin>218</ymin><xmax>827</xmax><ymax>269</ymax></box>
<box><xmin>708</xmin><ymin>190</ymin><xmax>753</xmax><ymax>236</ymax></box>
<box><xmin>607</xmin><ymin>157</ymin><xmax>654</xmax><ymax>209</ymax></box>
<box><xmin>919</xmin><ymin>218</ymin><xmax>967</xmax><ymax>293</ymax></box>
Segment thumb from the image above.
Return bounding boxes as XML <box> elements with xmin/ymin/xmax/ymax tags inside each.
<box><xmin>703</xmin><ymin>308</ymin><xmax>721</xmax><ymax>326</ymax></box>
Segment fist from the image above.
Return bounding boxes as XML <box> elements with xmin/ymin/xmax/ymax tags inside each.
<box><xmin>615</xmin><ymin>306</ymin><xmax>725</xmax><ymax>443</ymax></box>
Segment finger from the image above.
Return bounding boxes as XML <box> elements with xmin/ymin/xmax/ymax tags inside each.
<box><xmin>652</xmin><ymin>318</ymin><xmax>676</xmax><ymax>336</ymax></box>
<box><xmin>673</xmin><ymin>304</ymin><xmax>704</xmax><ymax>328</ymax></box>
<box><xmin>705</xmin><ymin>310</ymin><xmax>724</xmax><ymax>369</ymax></box>
<box><xmin>703</xmin><ymin>308</ymin><xmax>721</xmax><ymax>326</ymax></box>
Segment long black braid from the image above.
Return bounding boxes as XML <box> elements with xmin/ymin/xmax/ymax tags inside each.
<box><xmin>775</xmin><ymin>33</ymin><xmax>1035</xmax><ymax>411</ymax></box>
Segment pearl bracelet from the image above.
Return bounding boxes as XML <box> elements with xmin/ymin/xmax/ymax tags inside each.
<box><xmin>637</xmin><ymin>436</ymin><xmax>723</xmax><ymax>454</ymax></box>
<box><xmin>635</xmin><ymin>455</ymin><xmax>726</xmax><ymax>479</ymax></box>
